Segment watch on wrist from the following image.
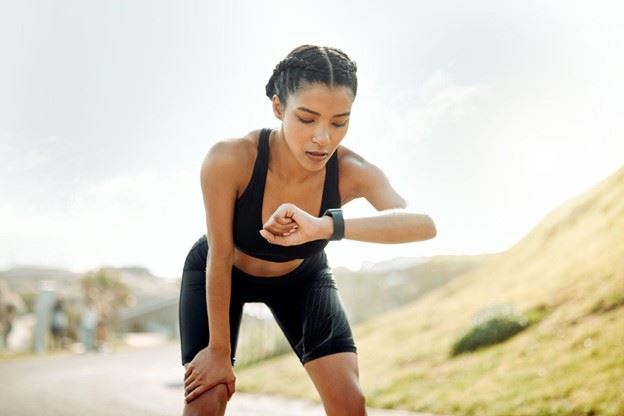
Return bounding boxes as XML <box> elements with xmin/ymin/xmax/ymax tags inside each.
<box><xmin>323</xmin><ymin>208</ymin><xmax>345</xmax><ymax>241</ymax></box>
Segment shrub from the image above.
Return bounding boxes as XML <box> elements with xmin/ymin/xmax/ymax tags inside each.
<box><xmin>451</xmin><ymin>304</ymin><xmax>529</xmax><ymax>356</ymax></box>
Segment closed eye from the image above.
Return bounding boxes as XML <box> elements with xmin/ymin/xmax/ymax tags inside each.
<box><xmin>297</xmin><ymin>117</ymin><xmax>348</xmax><ymax>128</ymax></box>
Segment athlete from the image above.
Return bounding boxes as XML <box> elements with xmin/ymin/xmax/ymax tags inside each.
<box><xmin>179</xmin><ymin>44</ymin><xmax>437</xmax><ymax>416</ymax></box>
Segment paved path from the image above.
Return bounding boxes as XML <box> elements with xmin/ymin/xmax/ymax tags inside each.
<box><xmin>0</xmin><ymin>342</ymin><xmax>430</xmax><ymax>416</ymax></box>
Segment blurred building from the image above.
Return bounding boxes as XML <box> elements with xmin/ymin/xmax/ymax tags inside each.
<box><xmin>117</xmin><ymin>296</ymin><xmax>179</xmax><ymax>338</ymax></box>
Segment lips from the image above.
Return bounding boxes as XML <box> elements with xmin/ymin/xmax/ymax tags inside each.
<box><xmin>305</xmin><ymin>151</ymin><xmax>329</xmax><ymax>161</ymax></box>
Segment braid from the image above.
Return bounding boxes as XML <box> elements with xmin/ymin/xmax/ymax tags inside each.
<box><xmin>265</xmin><ymin>56</ymin><xmax>319</xmax><ymax>98</ymax></box>
<box><xmin>265</xmin><ymin>44</ymin><xmax>358</xmax><ymax>106</ymax></box>
<box><xmin>328</xmin><ymin>47</ymin><xmax>358</xmax><ymax>73</ymax></box>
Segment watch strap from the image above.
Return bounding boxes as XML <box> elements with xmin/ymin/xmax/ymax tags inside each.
<box><xmin>323</xmin><ymin>208</ymin><xmax>345</xmax><ymax>241</ymax></box>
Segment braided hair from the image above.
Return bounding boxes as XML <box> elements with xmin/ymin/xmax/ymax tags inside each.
<box><xmin>265</xmin><ymin>45</ymin><xmax>358</xmax><ymax>107</ymax></box>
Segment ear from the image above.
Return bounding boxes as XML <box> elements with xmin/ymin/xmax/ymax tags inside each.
<box><xmin>271</xmin><ymin>95</ymin><xmax>284</xmax><ymax>121</ymax></box>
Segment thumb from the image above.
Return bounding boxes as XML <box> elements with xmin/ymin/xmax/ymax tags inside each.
<box><xmin>275</xmin><ymin>216</ymin><xmax>293</xmax><ymax>225</ymax></box>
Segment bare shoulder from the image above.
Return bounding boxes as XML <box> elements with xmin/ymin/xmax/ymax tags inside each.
<box><xmin>336</xmin><ymin>144</ymin><xmax>366</xmax><ymax>167</ymax></box>
<box><xmin>335</xmin><ymin>144</ymin><xmax>374</xmax><ymax>197</ymax></box>
<box><xmin>336</xmin><ymin>144</ymin><xmax>407</xmax><ymax>210</ymax></box>
<box><xmin>334</xmin><ymin>144</ymin><xmax>370</xmax><ymax>204</ymax></box>
<box><xmin>201</xmin><ymin>129</ymin><xmax>261</xmax><ymax>198</ymax></box>
<box><xmin>203</xmin><ymin>130</ymin><xmax>258</xmax><ymax>165</ymax></box>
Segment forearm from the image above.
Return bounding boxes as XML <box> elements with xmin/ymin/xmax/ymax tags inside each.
<box><xmin>205</xmin><ymin>258</ymin><xmax>232</xmax><ymax>352</ymax></box>
<box><xmin>320</xmin><ymin>208</ymin><xmax>437</xmax><ymax>243</ymax></box>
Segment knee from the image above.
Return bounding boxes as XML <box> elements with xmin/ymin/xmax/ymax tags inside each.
<box><xmin>348</xmin><ymin>389</ymin><xmax>367</xmax><ymax>415</ymax></box>
<box><xmin>325</xmin><ymin>386</ymin><xmax>367</xmax><ymax>416</ymax></box>
<box><xmin>182</xmin><ymin>384</ymin><xmax>228</xmax><ymax>416</ymax></box>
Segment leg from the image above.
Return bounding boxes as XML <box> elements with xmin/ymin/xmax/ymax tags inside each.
<box><xmin>182</xmin><ymin>363</ymin><xmax>229</xmax><ymax>416</ymax></box>
<box><xmin>304</xmin><ymin>352</ymin><xmax>367</xmax><ymax>416</ymax></box>
<box><xmin>267</xmin><ymin>266</ymin><xmax>364</xmax><ymax>415</ymax></box>
<box><xmin>179</xmin><ymin>234</ymin><xmax>244</xmax><ymax>365</ymax></box>
<box><xmin>179</xmin><ymin>235</ymin><xmax>244</xmax><ymax>415</ymax></box>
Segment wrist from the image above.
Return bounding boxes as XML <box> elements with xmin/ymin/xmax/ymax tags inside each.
<box><xmin>319</xmin><ymin>215</ymin><xmax>334</xmax><ymax>240</ymax></box>
<box><xmin>322</xmin><ymin>208</ymin><xmax>345</xmax><ymax>241</ymax></box>
<box><xmin>208</xmin><ymin>344</ymin><xmax>231</xmax><ymax>355</ymax></box>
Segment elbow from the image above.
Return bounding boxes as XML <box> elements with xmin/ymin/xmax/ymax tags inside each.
<box><xmin>207</xmin><ymin>250</ymin><xmax>234</xmax><ymax>270</ymax></box>
<box><xmin>429</xmin><ymin>222</ymin><xmax>437</xmax><ymax>239</ymax></box>
<box><xmin>423</xmin><ymin>215</ymin><xmax>437</xmax><ymax>240</ymax></box>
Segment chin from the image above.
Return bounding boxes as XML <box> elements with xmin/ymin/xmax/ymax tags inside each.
<box><xmin>302</xmin><ymin>155</ymin><xmax>329</xmax><ymax>169</ymax></box>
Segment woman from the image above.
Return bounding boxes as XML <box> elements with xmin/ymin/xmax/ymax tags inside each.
<box><xmin>179</xmin><ymin>44</ymin><xmax>437</xmax><ymax>416</ymax></box>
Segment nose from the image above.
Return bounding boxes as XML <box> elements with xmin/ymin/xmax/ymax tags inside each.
<box><xmin>312</xmin><ymin>128</ymin><xmax>330</xmax><ymax>147</ymax></box>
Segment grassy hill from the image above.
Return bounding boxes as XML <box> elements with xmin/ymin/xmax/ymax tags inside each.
<box><xmin>236</xmin><ymin>165</ymin><xmax>624</xmax><ymax>416</ymax></box>
<box><xmin>334</xmin><ymin>254</ymin><xmax>491</xmax><ymax>324</ymax></box>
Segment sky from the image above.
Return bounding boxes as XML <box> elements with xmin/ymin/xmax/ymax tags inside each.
<box><xmin>1</xmin><ymin>0</ymin><xmax>623</xmax><ymax>278</ymax></box>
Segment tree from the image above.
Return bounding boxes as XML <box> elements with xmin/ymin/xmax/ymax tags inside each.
<box><xmin>80</xmin><ymin>268</ymin><xmax>131</xmax><ymax>344</ymax></box>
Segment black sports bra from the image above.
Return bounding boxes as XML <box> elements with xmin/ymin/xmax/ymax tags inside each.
<box><xmin>232</xmin><ymin>128</ymin><xmax>341</xmax><ymax>262</ymax></box>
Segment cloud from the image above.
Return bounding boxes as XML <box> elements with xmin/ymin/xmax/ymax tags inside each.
<box><xmin>393</xmin><ymin>69</ymin><xmax>481</xmax><ymax>147</ymax></box>
<box><xmin>1</xmin><ymin>136</ymin><xmax>58</xmax><ymax>175</ymax></box>
<box><xmin>347</xmin><ymin>69</ymin><xmax>482</xmax><ymax>208</ymax></box>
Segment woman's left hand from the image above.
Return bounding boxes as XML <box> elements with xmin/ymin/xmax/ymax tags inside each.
<box><xmin>259</xmin><ymin>203</ymin><xmax>326</xmax><ymax>246</ymax></box>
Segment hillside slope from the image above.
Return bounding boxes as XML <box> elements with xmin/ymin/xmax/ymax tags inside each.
<box><xmin>237</xmin><ymin>166</ymin><xmax>624</xmax><ymax>416</ymax></box>
<box><xmin>334</xmin><ymin>254</ymin><xmax>490</xmax><ymax>324</ymax></box>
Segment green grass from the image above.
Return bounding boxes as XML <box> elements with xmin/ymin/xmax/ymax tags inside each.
<box><xmin>236</xmin><ymin>166</ymin><xmax>624</xmax><ymax>416</ymax></box>
<box><xmin>0</xmin><ymin>349</ymin><xmax>38</xmax><ymax>361</ymax></box>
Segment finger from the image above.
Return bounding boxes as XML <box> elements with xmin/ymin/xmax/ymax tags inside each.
<box><xmin>222</xmin><ymin>380</ymin><xmax>235</xmax><ymax>400</ymax></box>
<box><xmin>260</xmin><ymin>230</ymin><xmax>288</xmax><ymax>246</ymax></box>
<box><xmin>184</xmin><ymin>373</ymin><xmax>196</xmax><ymax>388</ymax></box>
<box><xmin>263</xmin><ymin>221</ymin><xmax>296</xmax><ymax>233</ymax></box>
<box><xmin>260</xmin><ymin>229</ymin><xmax>285</xmax><ymax>243</ymax></box>
<box><xmin>263</xmin><ymin>227</ymin><xmax>292</xmax><ymax>237</ymax></box>
<box><xmin>185</xmin><ymin>389</ymin><xmax>200</xmax><ymax>404</ymax></box>
<box><xmin>275</xmin><ymin>216</ymin><xmax>293</xmax><ymax>225</ymax></box>
<box><xmin>259</xmin><ymin>229</ymin><xmax>274</xmax><ymax>241</ymax></box>
<box><xmin>184</xmin><ymin>365</ymin><xmax>197</xmax><ymax>380</ymax></box>
<box><xmin>265</xmin><ymin>227</ymin><xmax>297</xmax><ymax>237</ymax></box>
<box><xmin>184</xmin><ymin>386</ymin><xmax>197</xmax><ymax>403</ymax></box>
<box><xmin>185</xmin><ymin>383</ymin><xmax>208</xmax><ymax>403</ymax></box>
<box><xmin>185</xmin><ymin>379</ymin><xmax>200</xmax><ymax>395</ymax></box>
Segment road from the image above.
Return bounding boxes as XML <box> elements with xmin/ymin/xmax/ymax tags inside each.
<box><xmin>0</xmin><ymin>342</ymin><xmax>432</xmax><ymax>416</ymax></box>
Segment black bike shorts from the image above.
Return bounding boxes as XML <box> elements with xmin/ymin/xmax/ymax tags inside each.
<box><xmin>179</xmin><ymin>234</ymin><xmax>357</xmax><ymax>367</ymax></box>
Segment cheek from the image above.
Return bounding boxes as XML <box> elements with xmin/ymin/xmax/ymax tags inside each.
<box><xmin>283</xmin><ymin>118</ymin><xmax>308</xmax><ymax>138</ymax></box>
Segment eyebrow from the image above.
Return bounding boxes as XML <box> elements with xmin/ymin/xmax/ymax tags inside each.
<box><xmin>296</xmin><ymin>107</ymin><xmax>350</xmax><ymax>118</ymax></box>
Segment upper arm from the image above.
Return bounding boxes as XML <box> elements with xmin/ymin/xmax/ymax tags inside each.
<box><xmin>200</xmin><ymin>140</ymin><xmax>241</xmax><ymax>263</ymax></box>
<box><xmin>342</xmin><ymin>148</ymin><xmax>407</xmax><ymax>211</ymax></box>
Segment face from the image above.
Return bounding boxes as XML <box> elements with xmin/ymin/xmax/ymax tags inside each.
<box><xmin>272</xmin><ymin>83</ymin><xmax>354</xmax><ymax>171</ymax></box>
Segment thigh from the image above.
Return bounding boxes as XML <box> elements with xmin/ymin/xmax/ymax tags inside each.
<box><xmin>179</xmin><ymin>235</ymin><xmax>244</xmax><ymax>366</ymax></box>
<box><xmin>267</xmin><ymin>267</ymin><xmax>357</xmax><ymax>364</ymax></box>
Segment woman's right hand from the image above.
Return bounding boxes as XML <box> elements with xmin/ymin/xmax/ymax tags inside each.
<box><xmin>184</xmin><ymin>346</ymin><xmax>236</xmax><ymax>403</ymax></box>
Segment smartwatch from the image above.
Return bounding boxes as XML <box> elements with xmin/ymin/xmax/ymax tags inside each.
<box><xmin>323</xmin><ymin>208</ymin><xmax>345</xmax><ymax>241</ymax></box>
